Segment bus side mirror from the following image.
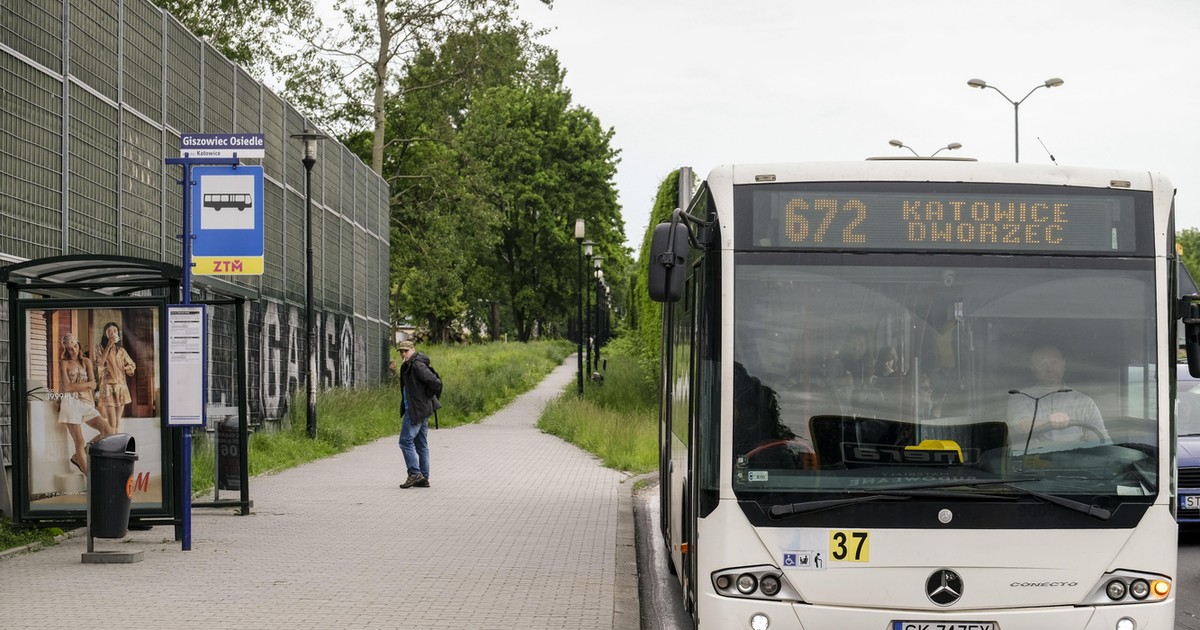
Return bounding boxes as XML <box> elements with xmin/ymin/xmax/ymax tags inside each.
<box><xmin>648</xmin><ymin>222</ymin><xmax>689</xmax><ymax>303</ymax></box>
<box><xmin>1183</xmin><ymin>298</ymin><xmax>1200</xmax><ymax>377</ymax></box>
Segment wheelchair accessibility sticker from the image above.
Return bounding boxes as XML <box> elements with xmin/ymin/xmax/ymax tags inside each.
<box><xmin>783</xmin><ymin>550</ymin><xmax>824</xmax><ymax>570</ymax></box>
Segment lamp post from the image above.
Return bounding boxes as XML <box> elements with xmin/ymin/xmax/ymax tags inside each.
<box><xmin>603</xmin><ymin>284</ymin><xmax>611</xmax><ymax>347</ymax></box>
<box><xmin>574</xmin><ymin>219</ymin><xmax>585</xmax><ymax>397</ymax></box>
<box><xmin>290</xmin><ymin>128</ymin><xmax>326</xmax><ymax>439</ymax></box>
<box><xmin>582</xmin><ymin>240</ymin><xmax>596</xmax><ymax>377</ymax></box>
<box><xmin>967</xmin><ymin>77</ymin><xmax>1064</xmax><ymax>163</ymax></box>
<box><xmin>592</xmin><ymin>257</ymin><xmax>604</xmax><ymax>374</ymax></box>
<box><xmin>889</xmin><ymin>139</ymin><xmax>962</xmax><ymax>157</ymax></box>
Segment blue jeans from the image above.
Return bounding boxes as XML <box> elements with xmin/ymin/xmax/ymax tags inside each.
<box><xmin>399</xmin><ymin>411</ymin><xmax>429</xmax><ymax>478</ymax></box>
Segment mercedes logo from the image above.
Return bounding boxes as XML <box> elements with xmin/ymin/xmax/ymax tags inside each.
<box><xmin>926</xmin><ymin>569</ymin><xmax>964</xmax><ymax>606</ymax></box>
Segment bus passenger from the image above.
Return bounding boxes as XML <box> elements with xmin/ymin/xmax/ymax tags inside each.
<box><xmin>1007</xmin><ymin>344</ymin><xmax>1109</xmax><ymax>453</ymax></box>
<box><xmin>873</xmin><ymin>346</ymin><xmax>900</xmax><ymax>381</ymax></box>
<box><xmin>825</xmin><ymin>329</ymin><xmax>871</xmax><ymax>388</ymax></box>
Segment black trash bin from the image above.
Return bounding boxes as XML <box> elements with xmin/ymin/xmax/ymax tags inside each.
<box><xmin>217</xmin><ymin>416</ymin><xmax>240</xmax><ymax>491</ymax></box>
<box><xmin>87</xmin><ymin>434</ymin><xmax>138</xmax><ymax>539</ymax></box>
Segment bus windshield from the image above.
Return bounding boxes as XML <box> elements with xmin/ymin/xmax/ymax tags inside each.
<box><xmin>732</xmin><ymin>256</ymin><xmax>1159</xmax><ymax>507</ymax></box>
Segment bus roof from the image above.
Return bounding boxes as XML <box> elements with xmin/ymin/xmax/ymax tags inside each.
<box><xmin>712</xmin><ymin>160</ymin><xmax>1167</xmax><ymax>192</ymax></box>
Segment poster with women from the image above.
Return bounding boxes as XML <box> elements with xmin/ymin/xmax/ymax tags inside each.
<box><xmin>21</xmin><ymin>303</ymin><xmax>164</xmax><ymax>515</ymax></box>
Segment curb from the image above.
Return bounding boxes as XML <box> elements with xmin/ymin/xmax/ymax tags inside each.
<box><xmin>614</xmin><ymin>472</ymin><xmax>647</xmax><ymax>630</ymax></box>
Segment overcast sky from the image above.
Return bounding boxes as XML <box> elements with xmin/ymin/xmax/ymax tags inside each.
<box><xmin>516</xmin><ymin>0</ymin><xmax>1200</xmax><ymax>249</ymax></box>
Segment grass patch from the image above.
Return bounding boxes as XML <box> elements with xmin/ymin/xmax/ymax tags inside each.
<box><xmin>539</xmin><ymin>339</ymin><xmax>659</xmax><ymax>474</ymax></box>
<box><xmin>0</xmin><ymin>523</ymin><xmax>63</xmax><ymax>553</ymax></box>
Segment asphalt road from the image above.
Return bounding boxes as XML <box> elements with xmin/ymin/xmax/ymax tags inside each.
<box><xmin>1178</xmin><ymin>532</ymin><xmax>1200</xmax><ymax>629</ymax></box>
<box><xmin>635</xmin><ymin>483</ymin><xmax>691</xmax><ymax>630</ymax></box>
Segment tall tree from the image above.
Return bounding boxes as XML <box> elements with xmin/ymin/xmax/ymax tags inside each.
<box><xmin>311</xmin><ymin>0</ymin><xmax>542</xmax><ymax>175</ymax></box>
<box><xmin>1179</xmin><ymin>228</ymin><xmax>1200</xmax><ymax>286</ymax></box>
<box><xmin>456</xmin><ymin>63</ymin><xmax>624</xmax><ymax>341</ymax></box>
<box><xmin>152</xmin><ymin>0</ymin><xmax>315</xmax><ymax>79</ymax></box>
<box><xmin>383</xmin><ymin>25</ymin><xmax>539</xmax><ymax>341</ymax></box>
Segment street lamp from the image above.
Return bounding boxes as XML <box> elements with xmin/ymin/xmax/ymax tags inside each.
<box><xmin>967</xmin><ymin>77</ymin><xmax>1063</xmax><ymax>163</ymax></box>
<box><xmin>290</xmin><ymin>128</ymin><xmax>327</xmax><ymax>439</ymax></box>
<box><xmin>888</xmin><ymin>139</ymin><xmax>919</xmax><ymax>157</ymax></box>
<box><xmin>592</xmin><ymin>257</ymin><xmax>604</xmax><ymax>374</ymax></box>
<box><xmin>889</xmin><ymin>139</ymin><xmax>962</xmax><ymax>157</ymax></box>
<box><xmin>582</xmin><ymin>240</ymin><xmax>596</xmax><ymax>377</ymax></box>
<box><xmin>931</xmin><ymin>142</ymin><xmax>963</xmax><ymax>157</ymax></box>
<box><xmin>574</xmin><ymin>219</ymin><xmax>585</xmax><ymax>398</ymax></box>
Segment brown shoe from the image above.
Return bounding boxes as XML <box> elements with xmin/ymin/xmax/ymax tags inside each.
<box><xmin>414</xmin><ymin>478</ymin><xmax>429</xmax><ymax>488</ymax></box>
<box><xmin>400</xmin><ymin>473</ymin><xmax>425</xmax><ymax>489</ymax></box>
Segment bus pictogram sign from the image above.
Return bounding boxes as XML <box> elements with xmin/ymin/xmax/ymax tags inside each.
<box><xmin>191</xmin><ymin>165</ymin><xmax>265</xmax><ymax>275</ymax></box>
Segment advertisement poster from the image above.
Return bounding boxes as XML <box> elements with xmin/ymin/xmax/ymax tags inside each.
<box><xmin>23</xmin><ymin>304</ymin><xmax>164</xmax><ymax>514</ymax></box>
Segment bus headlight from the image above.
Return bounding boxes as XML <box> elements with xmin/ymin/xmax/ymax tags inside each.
<box><xmin>1083</xmin><ymin>570</ymin><xmax>1172</xmax><ymax>605</ymax></box>
<box><xmin>711</xmin><ymin>565</ymin><xmax>804</xmax><ymax>602</ymax></box>
<box><xmin>759</xmin><ymin>574</ymin><xmax>782</xmax><ymax>597</ymax></box>
<box><xmin>736</xmin><ymin>573</ymin><xmax>758</xmax><ymax>595</ymax></box>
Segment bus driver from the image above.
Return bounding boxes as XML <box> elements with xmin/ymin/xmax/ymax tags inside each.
<box><xmin>1007</xmin><ymin>344</ymin><xmax>1110</xmax><ymax>454</ymax></box>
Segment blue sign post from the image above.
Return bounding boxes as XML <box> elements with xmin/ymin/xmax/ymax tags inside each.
<box><xmin>163</xmin><ymin>154</ymin><xmax>242</xmax><ymax>551</ymax></box>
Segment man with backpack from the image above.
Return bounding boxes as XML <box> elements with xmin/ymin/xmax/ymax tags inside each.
<box><xmin>396</xmin><ymin>340</ymin><xmax>442</xmax><ymax>488</ymax></box>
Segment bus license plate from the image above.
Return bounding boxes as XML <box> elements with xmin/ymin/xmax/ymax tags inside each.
<box><xmin>1185</xmin><ymin>495</ymin><xmax>1200</xmax><ymax>510</ymax></box>
<box><xmin>892</xmin><ymin>623</ymin><xmax>997</xmax><ymax>630</ymax></box>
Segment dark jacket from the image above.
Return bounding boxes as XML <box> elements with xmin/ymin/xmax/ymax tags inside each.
<box><xmin>400</xmin><ymin>351</ymin><xmax>442</xmax><ymax>420</ymax></box>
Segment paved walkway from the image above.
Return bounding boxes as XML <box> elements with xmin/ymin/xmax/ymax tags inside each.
<box><xmin>0</xmin><ymin>357</ymin><xmax>639</xmax><ymax>629</ymax></box>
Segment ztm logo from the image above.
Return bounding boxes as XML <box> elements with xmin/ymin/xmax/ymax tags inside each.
<box><xmin>213</xmin><ymin>259</ymin><xmax>244</xmax><ymax>273</ymax></box>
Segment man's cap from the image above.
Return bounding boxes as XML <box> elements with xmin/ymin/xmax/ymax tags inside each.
<box><xmin>397</xmin><ymin>340</ymin><xmax>415</xmax><ymax>351</ymax></box>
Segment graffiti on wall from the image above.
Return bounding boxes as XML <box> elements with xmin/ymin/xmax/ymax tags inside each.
<box><xmin>205</xmin><ymin>300</ymin><xmax>358</xmax><ymax>421</ymax></box>
<box><xmin>257</xmin><ymin>301</ymin><xmax>358</xmax><ymax>419</ymax></box>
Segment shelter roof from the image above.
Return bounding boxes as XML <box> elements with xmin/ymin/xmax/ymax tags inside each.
<box><xmin>0</xmin><ymin>255</ymin><xmax>181</xmax><ymax>297</ymax></box>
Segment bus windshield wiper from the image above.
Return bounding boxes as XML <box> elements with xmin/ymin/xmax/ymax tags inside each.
<box><xmin>766</xmin><ymin>478</ymin><xmax>1109</xmax><ymax>520</ymax></box>
<box><xmin>993</xmin><ymin>481</ymin><xmax>1112</xmax><ymax>520</ymax></box>
<box><xmin>768</xmin><ymin>493</ymin><xmax>910</xmax><ymax>518</ymax></box>
<box><xmin>877</xmin><ymin>478</ymin><xmax>1112</xmax><ymax>520</ymax></box>
<box><xmin>767</xmin><ymin>482</ymin><xmax>1027</xmax><ymax>518</ymax></box>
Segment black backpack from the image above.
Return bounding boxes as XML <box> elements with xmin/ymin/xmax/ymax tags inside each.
<box><xmin>426</xmin><ymin>364</ymin><xmax>443</xmax><ymax>398</ymax></box>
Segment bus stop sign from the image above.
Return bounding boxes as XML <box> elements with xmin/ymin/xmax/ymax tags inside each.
<box><xmin>190</xmin><ymin>165</ymin><xmax>265</xmax><ymax>275</ymax></box>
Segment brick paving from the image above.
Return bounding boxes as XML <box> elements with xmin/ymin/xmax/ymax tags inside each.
<box><xmin>0</xmin><ymin>357</ymin><xmax>639</xmax><ymax>629</ymax></box>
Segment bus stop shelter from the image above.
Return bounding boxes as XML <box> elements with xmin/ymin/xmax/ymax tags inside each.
<box><xmin>1</xmin><ymin>255</ymin><xmax>251</xmax><ymax>532</ymax></box>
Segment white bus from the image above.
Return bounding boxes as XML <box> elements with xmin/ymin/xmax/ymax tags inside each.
<box><xmin>647</xmin><ymin>159</ymin><xmax>1185</xmax><ymax>630</ymax></box>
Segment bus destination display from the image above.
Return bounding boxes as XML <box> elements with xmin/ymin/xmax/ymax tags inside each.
<box><xmin>748</xmin><ymin>190</ymin><xmax>1135</xmax><ymax>253</ymax></box>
